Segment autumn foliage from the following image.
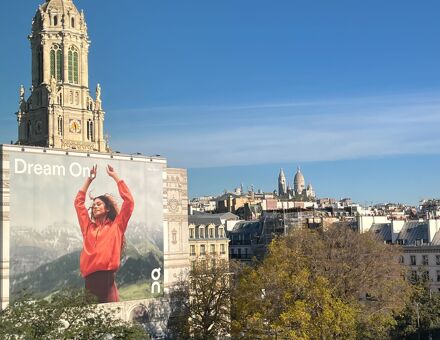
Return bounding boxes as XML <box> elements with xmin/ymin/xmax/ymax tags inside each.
<box><xmin>231</xmin><ymin>225</ymin><xmax>411</xmax><ymax>339</ymax></box>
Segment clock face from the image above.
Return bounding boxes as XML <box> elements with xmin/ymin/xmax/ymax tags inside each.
<box><xmin>69</xmin><ymin>119</ymin><xmax>81</xmax><ymax>133</ymax></box>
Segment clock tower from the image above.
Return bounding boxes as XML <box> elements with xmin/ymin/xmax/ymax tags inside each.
<box><xmin>16</xmin><ymin>0</ymin><xmax>109</xmax><ymax>152</ymax></box>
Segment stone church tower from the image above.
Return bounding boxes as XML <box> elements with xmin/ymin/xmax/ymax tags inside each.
<box><xmin>15</xmin><ymin>0</ymin><xmax>109</xmax><ymax>152</ymax></box>
<box><xmin>278</xmin><ymin>168</ymin><xmax>287</xmax><ymax>196</ymax></box>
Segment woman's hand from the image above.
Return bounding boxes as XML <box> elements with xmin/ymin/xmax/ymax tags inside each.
<box><xmin>106</xmin><ymin>165</ymin><xmax>120</xmax><ymax>182</ymax></box>
<box><xmin>89</xmin><ymin>164</ymin><xmax>97</xmax><ymax>182</ymax></box>
<box><xmin>81</xmin><ymin>164</ymin><xmax>97</xmax><ymax>192</ymax></box>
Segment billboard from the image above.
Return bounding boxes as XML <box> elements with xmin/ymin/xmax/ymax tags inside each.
<box><xmin>7</xmin><ymin>148</ymin><xmax>165</xmax><ymax>303</ymax></box>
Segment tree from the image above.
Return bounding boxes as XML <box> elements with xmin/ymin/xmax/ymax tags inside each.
<box><xmin>392</xmin><ymin>281</ymin><xmax>440</xmax><ymax>339</ymax></box>
<box><xmin>168</xmin><ymin>257</ymin><xmax>232</xmax><ymax>339</ymax></box>
<box><xmin>0</xmin><ymin>289</ymin><xmax>148</xmax><ymax>339</ymax></box>
<box><xmin>232</xmin><ymin>225</ymin><xmax>411</xmax><ymax>339</ymax></box>
<box><xmin>232</xmin><ymin>234</ymin><xmax>358</xmax><ymax>339</ymax></box>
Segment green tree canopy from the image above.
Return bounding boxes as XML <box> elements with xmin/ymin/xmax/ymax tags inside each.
<box><xmin>0</xmin><ymin>289</ymin><xmax>148</xmax><ymax>339</ymax></box>
<box><xmin>392</xmin><ymin>281</ymin><xmax>440</xmax><ymax>339</ymax></box>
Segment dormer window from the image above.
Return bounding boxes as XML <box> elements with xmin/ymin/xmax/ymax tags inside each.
<box><xmin>199</xmin><ymin>227</ymin><xmax>205</xmax><ymax>239</ymax></box>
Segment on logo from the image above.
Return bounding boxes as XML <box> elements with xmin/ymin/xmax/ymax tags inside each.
<box><xmin>151</xmin><ymin>267</ymin><xmax>161</xmax><ymax>294</ymax></box>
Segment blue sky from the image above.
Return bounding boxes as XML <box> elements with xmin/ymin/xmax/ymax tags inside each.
<box><xmin>1</xmin><ymin>0</ymin><xmax>439</xmax><ymax>204</ymax></box>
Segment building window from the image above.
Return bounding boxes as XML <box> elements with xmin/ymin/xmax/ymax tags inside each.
<box><xmin>87</xmin><ymin>119</ymin><xmax>94</xmax><ymax>141</ymax></box>
<box><xmin>37</xmin><ymin>45</ymin><xmax>43</xmax><ymax>84</ymax></box>
<box><xmin>191</xmin><ymin>260</ymin><xmax>196</xmax><ymax>270</ymax></box>
<box><xmin>399</xmin><ymin>256</ymin><xmax>404</xmax><ymax>264</ymax></box>
<box><xmin>219</xmin><ymin>228</ymin><xmax>224</xmax><ymax>238</ymax></box>
<box><xmin>200</xmin><ymin>245</ymin><xmax>206</xmax><ymax>255</ymax></box>
<box><xmin>238</xmin><ymin>248</ymin><xmax>241</xmax><ymax>257</ymax></box>
<box><xmin>410</xmin><ymin>270</ymin><xmax>417</xmax><ymax>282</ymax></box>
<box><xmin>437</xmin><ymin>271</ymin><xmax>440</xmax><ymax>282</ymax></box>
<box><xmin>50</xmin><ymin>45</ymin><xmax>63</xmax><ymax>82</ymax></box>
<box><xmin>26</xmin><ymin>121</ymin><xmax>31</xmax><ymax>138</ymax></box>
<box><xmin>211</xmin><ymin>259</ymin><xmax>216</xmax><ymax>268</ymax></box>
<box><xmin>189</xmin><ymin>228</ymin><xmax>195</xmax><ymax>239</ymax></box>
<box><xmin>54</xmin><ymin>15</ymin><xmax>58</xmax><ymax>26</ymax></box>
<box><xmin>410</xmin><ymin>255</ymin><xmax>416</xmax><ymax>266</ymax></box>
<box><xmin>71</xmin><ymin>17</ymin><xmax>75</xmax><ymax>28</ymax></box>
<box><xmin>172</xmin><ymin>230</ymin><xmax>177</xmax><ymax>244</ymax></box>
<box><xmin>422</xmin><ymin>255</ymin><xmax>429</xmax><ymax>266</ymax></box>
<box><xmin>68</xmin><ymin>46</ymin><xmax>79</xmax><ymax>84</ymax></box>
<box><xmin>436</xmin><ymin>255</ymin><xmax>440</xmax><ymax>265</ymax></box>
<box><xmin>423</xmin><ymin>271</ymin><xmax>430</xmax><ymax>281</ymax></box>
<box><xmin>210</xmin><ymin>244</ymin><xmax>216</xmax><ymax>255</ymax></box>
<box><xmin>209</xmin><ymin>228</ymin><xmax>214</xmax><ymax>238</ymax></box>
<box><xmin>190</xmin><ymin>245</ymin><xmax>195</xmax><ymax>256</ymax></box>
<box><xmin>220</xmin><ymin>244</ymin><xmax>225</xmax><ymax>255</ymax></box>
<box><xmin>57</xmin><ymin>116</ymin><xmax>63</xmax><ymax>136</ymax></box>
<box><xmin>199</xmin><ymin>228</ymin><xmax>205</xmax><ymax>239</ymax></box>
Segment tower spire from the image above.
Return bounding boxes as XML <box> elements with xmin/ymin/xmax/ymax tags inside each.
<box><xmin>16</xmin><ymin>0</ymin><xmax>109</xmax><ymax>152</ymax></box>
<box><xmin>278</xmin><ymin>168</ymin><xmax>287</xmax><ymax>196</ymax></box>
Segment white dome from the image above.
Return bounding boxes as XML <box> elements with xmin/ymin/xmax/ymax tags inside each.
<box><xmin>294</xmin><ymin>167</ymin><xmax>305</xmax><ymax>193</ymax></box>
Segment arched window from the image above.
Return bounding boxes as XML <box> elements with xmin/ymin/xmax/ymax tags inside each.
<box><xmin>68</xmin><ymin>46</ymin><xmax>79</xmax><ymax>84</ymax></box>
<box><xmin>58</xmin><ymin>116</ymin><xmax>64</xmax><ymax>136</ymax></box>
<box><xmin>27</xmin><ymin>121</ymin><xmax>31</xmax><ymax>138</ymax></box>
<box><xmin>50</xmin><ymin>44</ymin><xmax>63</xmax><ymax>81</ymax></box>
<box><xmin>54</xmin><ymin>15</ymin><xmax>58</xmax><ymax>26</ymax></box>
<box><xmin>87</xmin><ymin>119</ymin><xmax>94</xmax><ymax>141</ymax></box>
<box><xmin>71</xmin><ymin>17</ymin><xmax>75</xmax><ymax>28</ymax></box>
<box><xmin>37</xmin><ymin>45</ymin><xmax>43</xmax><ymax>84</ymax></box>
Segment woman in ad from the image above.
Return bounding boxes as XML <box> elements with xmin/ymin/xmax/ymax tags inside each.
<box><xmin>74</xmin><ymin>164</ymin><xmax>134</xmax><ymax>303</ymax></box>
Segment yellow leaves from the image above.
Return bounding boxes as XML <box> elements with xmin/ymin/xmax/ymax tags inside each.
<box><xmin>232</xmin><ymin>226</ymin><xmax>410</xmax><ymax>339</ymax></box>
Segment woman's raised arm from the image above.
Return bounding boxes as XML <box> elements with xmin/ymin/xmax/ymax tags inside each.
<box><xmin>75</xmin><ymin>164</ymin><xmax>97</xmax><ymax>235</ymax></box>
<box><xmin>81</xmin><ymin>164</ymin><xmax>97</xmax><ymax>192</ymax></box>
<box><xmin>107</xmin><ymin>165</ymin><xmax>134</xmax><ymax>233</ymax></box>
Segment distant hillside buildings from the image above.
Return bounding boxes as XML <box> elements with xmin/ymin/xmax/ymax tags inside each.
<box><xmin>189</xmin><ymin>168</ymin><xmax>440</xmax><ymax>293</ymax></box>
<box><xmin>190</xmin><ymin>166</ymin><xmax>318</xmax><ymax>220</ymax></box>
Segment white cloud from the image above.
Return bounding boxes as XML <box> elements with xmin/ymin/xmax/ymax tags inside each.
<box><xmin>3</xmin><ymin>91</ymin><xmax>439</xmax><ymax>168</ymax></box>
<box><xmin>108</xmin><ymin>91</ymin><xmax>440</xmax><ymax>168</ymax></box>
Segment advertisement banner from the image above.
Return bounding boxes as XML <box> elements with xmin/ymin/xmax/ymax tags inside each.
<box><xmin>8</xmin><ymin>150</ymin><xmax>164</xmax><ymax>303</ymax></box>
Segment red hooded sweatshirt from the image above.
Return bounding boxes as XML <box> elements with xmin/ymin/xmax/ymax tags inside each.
<box><xmin>74</xmin><ymin>180</ymin><xmax>134</xmax><ymax>278</ymax></box>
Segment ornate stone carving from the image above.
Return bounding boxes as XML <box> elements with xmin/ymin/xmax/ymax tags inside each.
<box><xmin>95</xmin><ymin>83</ymin><xmax>102</xmax><ymax>111</ymax></box>
<box><xmin>168</xmin><ymin>198</ymin><xmax>179</xmax><ymax>213</ymax></box>
<box><xmin>61</xmin><ymin>140</ymin><xmax>95</xmax><ymax>151</ymax></box>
